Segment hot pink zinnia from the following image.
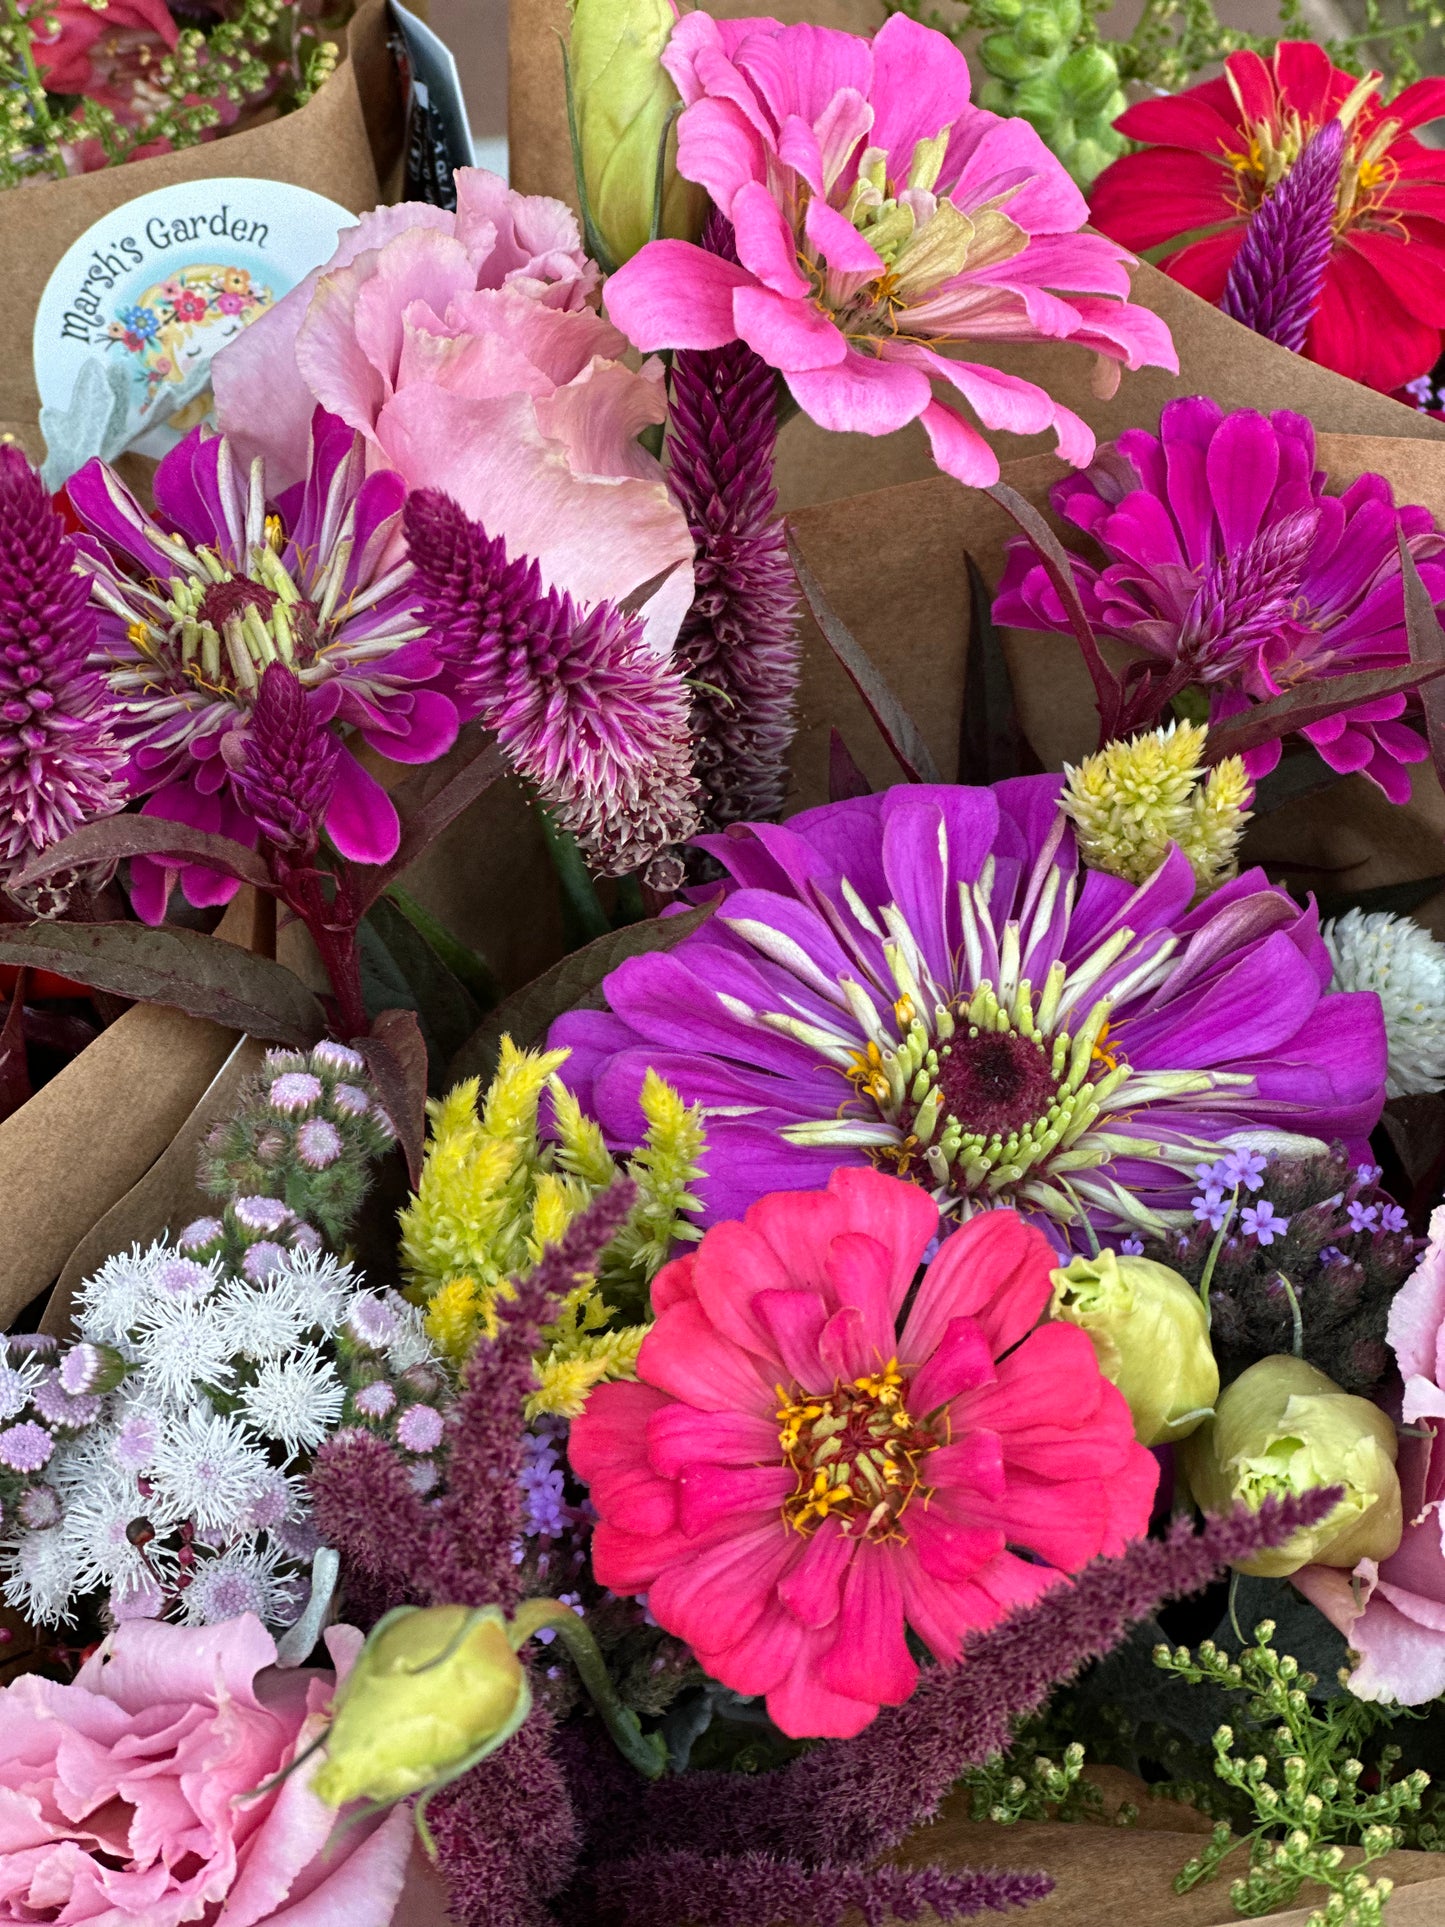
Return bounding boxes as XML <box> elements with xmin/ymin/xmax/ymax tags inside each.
<box><xmin>602</xmin><ymin>12</ymin><xmax>1177</xmax><ymax>487</ymax></box>
<box><xmin>570</xmin><ymin>1166</ymin><xmax>1157</xmax><ymax>1740</ymax></box>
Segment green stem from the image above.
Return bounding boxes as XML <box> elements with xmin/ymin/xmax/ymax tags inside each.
<box><xmin>386</xmin><ymin>886</ymin><xmax>499</xmax><ymax>1010</ymax></box>
<box><xmin>536</xmin><ymin>803</ymin><xmax>612</xmax><ymax>945</ymax></box>
<box><xmin>1196</xmin><ymin>1184</ymin><xmax>1239</xmax><ymax>1329</ymax></box>
<box><xmin>1274</xmin><ymin>1272</ymin><xmax>1305</xmax><ymax>1359</ymax></box>
<box><xmin>510</xmin><ymin>1599</ymin><xmax>667</xmax><ymax>1780</ymax></box>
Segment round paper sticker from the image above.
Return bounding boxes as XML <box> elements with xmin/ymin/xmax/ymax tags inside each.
<box><xmin>34</xmin><ymin>178</ymin><xmax>354</xmax><ymax>487</ymax></box>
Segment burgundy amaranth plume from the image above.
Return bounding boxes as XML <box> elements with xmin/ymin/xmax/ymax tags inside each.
<box><xmin>626</xmin><ymin>1489</ymin><xmax>1343</xmax><ymax>1868</ymax></box>
<box><xmin>233</xmin><ymin>661</ymin><xmax>340</xmax><ymax>857</ymax></box>
<box><xmin>594</xmin><ymin>1854</ymin><xmax>1049</xmax><ymax>1927</ymax></box>
<box><xmin>403</xmin><ymin>491</ymin><xmax>700</xmax><ymax>883</ymax></box>
<box><xmin>665</xmin><ymin>213</ymin><xmax>800</xmax><ymax>841</ymax></box>
<box><xmin>0</xmin><ymin>444</ymin><xmax>124</xmax><ymax>878</ymax></box>
<box><xmin>1221</xmin><ymin>118</ymin><xmax>1346</xmax><ymax>352</ymax></box>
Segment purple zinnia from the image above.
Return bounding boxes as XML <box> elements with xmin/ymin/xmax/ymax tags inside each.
<box><xmin>552</xmin><ymin>780</ymin><xmax>1386</xmax><ymax>1244</ymax></box>
<box><xmin>994</xmin><ymin>397</ymin><xmax>1445</xmax><ymax>802</ymax></box>
<box><xmin>0</xmin><ymin>444</ymin><xmax>124</xmax><ymax>876</ymax></box>
<box><xmin>68</xmin><ymin>410</ymin><xmax>459</xmax><ymax>921</ymax></box>
<box><xmin>403</xmin><ymin>489</ymin><xmax>701</xmax><ymax>881</ymax></box>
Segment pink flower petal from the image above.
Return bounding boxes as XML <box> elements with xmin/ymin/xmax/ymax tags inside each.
<box><xmin>734</xmin><ymin>284</ymin><xmax>848</xmax><ymax>373</ymax></box>
<box><xmin>775</xmin><ymin>1516</ymin><xmax>853</xmax><ymax>1628</ymax></box>
<box><xmin>605</xmin><ymin>241</ymin><xmax>755</xmax><ymax>351</ymax></box>
<box><xmin>785</xmin><ymin>349</ymin><xmax>931</xmax><ymax>433</ymax></box>
<box><xmin>818</xmin><ymin>1542</ymin><xmax>918</xmax><ymax>1705</ymax></box>
<box><xmin>804</xmin><ymin>197</ymin><xmax>885</xmax><ymax>274</ymax></box>
<box><xmin>919</xmin><ymin>397</ymin><xmax>1000</xmax><ymax>485</ymax></box>
<box><xmin>324</xmin><ymin>750</ymin><xmax>401</xmax><ymax>865</ymax></box>
<box><xmin>732</xmin><ymin>180</ymin><xmax>812</xmax><ymax>296</ymax></box>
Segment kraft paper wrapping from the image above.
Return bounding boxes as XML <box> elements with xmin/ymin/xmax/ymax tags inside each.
<box><xmin>0</xmin><ymin>0</ymin><xmax>401</xmax><ymax>455</ymax></box>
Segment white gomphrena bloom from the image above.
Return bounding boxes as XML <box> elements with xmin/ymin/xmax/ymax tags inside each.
<box><xmin>1324</xmin><ymin>908</ymin><xmax>1445</xmax><ymax>1099</ymax></box>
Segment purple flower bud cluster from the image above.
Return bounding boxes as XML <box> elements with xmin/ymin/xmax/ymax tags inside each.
<box><xmin>336</xmin><ymin>1292</ymin><xmax>449</xmax><ymax>1494</ymax></box>
<box><xmin>1149</xmin><ymin>1145</ymin><xmax>1423</xmax><ymax>1393</ymax></box>
<box><xmin>0</xmin><ymin>1334</ymin><xmax>95</xmax><ymax>1532</ymax></box>
<box><xmin>196</xmin><ymin>1042</ymin><xmax>395</xmax><ymax>1248</ymax></box>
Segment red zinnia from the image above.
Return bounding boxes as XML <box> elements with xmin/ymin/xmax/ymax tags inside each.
<box><xmin>1088</xmin><ymin>42</ymin><xmax>1445</xmax><ymax>393</ymax></box>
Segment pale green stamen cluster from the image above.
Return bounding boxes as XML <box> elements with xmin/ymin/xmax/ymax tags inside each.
<box><xmin>1060</xmin><ymin>722</ymin><xmax>1253</xmax><ymax>897</ymax></box>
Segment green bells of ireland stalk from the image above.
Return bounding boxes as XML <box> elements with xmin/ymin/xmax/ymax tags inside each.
<box><xmin>565</xmin><ymin>0</ymin><xmax>704</xmax><ymax>270</ymax></box>
<box><xmin>1180</xmin><ymin>1358</ymin><xmax>1402</xmax><ymax>1580</ymax></box>
<box><xmin>1050</xmin><ymin>1249</ymin><xmax>1218</xmax><ymax>1447</ymax></box>
<box><xmin>312</xmin><ymin>1600</ymin><xmax>666</xmax><ymax>1849</ymax></box>
<box><xmin>972</xmin><ymin>0</ymin><xmax>1126</xmax><ymax>188</ymax></box>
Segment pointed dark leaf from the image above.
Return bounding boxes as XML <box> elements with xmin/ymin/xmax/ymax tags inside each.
<box><xmin>983</xmin><ymin>480</ymin><xmax>1121</xmax><ymax>741</ymax></box>
<box><xmin>0</xmin><ymin>970</ymin><xmax>31</xmax><ymax>1124</ymax></box>
<box><xmin>356</xmin><ymin>1008</ymin><xmax>429</xmax><ymax>1188</ymax></box>
<box><xmin>357</xmin><ymin>727</ymin><xmax>508</xmax><ymax>911</ymax></box>
<box><xmin>359</xmin><ymin>896</ymin><xmax>482</xmax><ymax>1080</ymax></box>
<box><xmin>785</xmin><ymin>526</ymin><xmax>942</xmax><ymax>784</ymax></box>
<box><xmin>1308</xmin><ymin>872</ymin><xmax>1445</xmax><ymax>923</ymax></box>
<box><xmin>10</xmin><ymin>816</ymin><xmax>272</xmax><ymax>893</ymax></box>
<box><xmin>448</xmin><ymin>904</ymin><xmax>715</xmax><ymax>1088</ymax></box>
<box><xmin>1249</xmin><ymin>747</ymin><xmax>1347</xmax><ymax>817</ymax></box>
<box><xmin>828</xmin><ymin>728</ymin><xmax>872</xmax><ymax>802</ymax></box>
<box><xmin>1398</xmin><ymin>528</ymin><xmax>1445</xmax><ymax>792</ymax></box>
<box><xmin>959</xmin><ymin>552</ymin><xmax>1023</xmax><ymax>785</ymax></box>
<box><xmin>0</xmin><ymin>923</ymin><xmax>325</xmax><ymax>1046</ymax></box>
<box><xmin>1203</xmin><ymin>660</ymin><xmax>1445</xmax><ymax>762</ymax></box>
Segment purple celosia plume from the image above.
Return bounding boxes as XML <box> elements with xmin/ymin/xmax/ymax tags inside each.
<box><xmin>67</xmin><ymin>409</ymin><xmax>458</xmax><ymax>920</ymax></box>
<box><xmin>625</xmin><ymin>1489</ymin><xmax>1341</xmax><ymax>1872</ymax></box>
<box><xmin>232</xmin><ymin>661</ymin><xmax>340</xmax><ymax>857</ymax></box>
<box><xmin>551</xmin><ymin>780</ymin><xmax>1386</xmax><ymax>1246</ymax></box>
<box><xmin>403</xmin><ymin>490</ymin><xmax>701</xmax><ymax>882</ymax></box>
<box><xmin>426</xmin><ymin>1715</ymin><xmax>582</xmax><ymax>1927</ymax></box>
<box><xmin>593</xmin><ymin>1855</ymin><xmax>1050</xmax><ymax>1927</ymax></box>
<box><xmin>994</xmin><ymin>398</ymin><xmax>1445</xmax><ymax>800</ymax></box>
<box><xmin>0</xmin><ymin>445</ymin><xmax>123</xmax><ymax>878</ymax></box>
<box><xmin>665</xmin><ymin>215</ymin><xmax>800</xmax><ymax>842</ymax></box>
<box><xmin>1221</xmin><ymin>119</ymin><xmax>1346</xmax><ymax>352</ymax></box>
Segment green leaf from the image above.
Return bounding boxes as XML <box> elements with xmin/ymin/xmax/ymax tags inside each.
<box><xmin>385</xmin><ymin>888</ymin><xmax>498</xmax><ymax>1010</ymax></box>
<box><xmin>358</xmin><ymin>898</ymin><xmax>482</xmax><ymax>1086</ymax></box>
<box><xmin>0</xmin><ymin>923</ymin><xmax>324</xmax><ymax>1047</ymax></box>
<box><xmin>448</xmin><ymin>904</ymin><xmax>715</xmax><ymax>1088</ymax></box>
<box><xmin>537</xmin><ymin>802</ymin><xmax>612</xmax><ymax>946</ymax></box>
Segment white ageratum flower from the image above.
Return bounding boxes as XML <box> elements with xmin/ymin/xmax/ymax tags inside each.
<box><xmin>60</xmin><ymin>1463</ymin><xmax>181</xmax><ymax>1595</ymax></box>
<box><xmin>2</xmin><ymin>1528</ymin><xmax>80</xmax><ymax>1623</ymax></box>
<box><xmin>239</xmin><ymin>1348</ymin><xmax>345</xmax><ymax>1458</ymax></box>
<box><xmin>214</xmin><ymin>1276</ymin><xmax>316</xmax><ymax>1362</ymax></box>
<box><xmin>130</xmin><ymin>1296</ymin><xmax>236</xmax><ymax>1406</ymax></box>
<box><xmin>1324</xmin><ymin>908</ymin><xmax>1445</xmax><ymax>1099</ymax></box>
<box><xmin>0</xmin><ymin>1346</ymin><xmax>45</xmax><ymax>1423</ymax></box>
<box><xmin>267</xmin><ymin>1248</ymin><xmax>355</xmax><ymax>1331</ymax></box>
<box><xmin>180</xmin><ymin>1542</ymin><xmax>295</xmax><ymax>1627</ymax></box>
<box><xmin>74</xmin><ymin>1242</ymin><xmax>224</xmax><ymax>1347</ymax></box>
<box><xmin>149</xmin><ymin>1407</ymin><xmax>272</xmax><ymax>1533</ymax></box>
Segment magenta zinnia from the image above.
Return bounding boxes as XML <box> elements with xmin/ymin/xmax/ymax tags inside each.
<box><xmin>0</xmin><ymin>445</ymin><xmax>123</xmax><ymax>877</ymax></box>
<box><xmin>68</xmin><ymin>410</ymin><xmax>458</xmax><ymax>920</ymax></box>
<box><xmin>552</xmin><ymin>779</ymin><xmax>1386</xmax><ymax>1243</ymax></box>
<box><xmin>994</xmin><ymin>398</ymin><xmax>1445</xmax><ymax>800</ymax></box>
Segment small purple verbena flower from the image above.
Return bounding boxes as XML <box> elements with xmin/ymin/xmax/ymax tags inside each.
<box><xmin>994</xmin><ymin>400</ymin><xmax>1445</xmax><ymax>803</ymax></box>
<box><xmin>354</xmin><ymin>1381</ymin><xmax>397</xmax><ymax>1419</ymax></box>
<box><xmin>1356</xmin><ymin>1162</ymin><xmax>1384</xmax><ymax>1185</ymax></box>
<box><xmin>0</xmin><ymin>444</ymin><xmax>125</xmax><ymax>879</ymax></box>
<box><xmin>1119</xmin><ymin>1237</ymin><xmax>1145</xmax><ymax>1256</ymax></box>
<box><xmin>520</xmin><ymin>1427</ymin><xmax>570</xmax><ymax>1540</ymax></box>
<box><xmin>532</xmin><ymin>1590</ymin><xmax>583</xmax><ymax>1647</ymax></box>
<box><xmin>1347</xmin><ymin>1201</ymin><xmax>1381</xmax><ymax>1234</ymax></box>
<box><xmin>1216</xmin><ymin>1148</ymin><xmax>1268</xmax><ymax>1193</ymax></box>
<box><xmin>1220</xmin><ymin>118</ymin><xmax>1345</xmax><ymax>353</ymax></box>
<box><xmin>404</xmin><ymin>489</ymin><xmax>701</xmax><ymax>883</ymax></box>
<box><xmin>665</xmin><ymin>214</ymin><xmax>800</xmax><ymax>843</ymax></box>
<box><xmin>268</xmin><ymin>1072</ymin><xmax>321</xmax><ymax>1113</ymax></box>
<box><xmin>296</xmin><ymin>1118</ymin><xmax>343</xmax><ymax>1170</ymax></box>
<box><xmin>233</xmin><ymin>660</ymin><xmax>341</xmax><ymax>857</ymax></box>
<box><xmin>0</xmin><ymin>1421</ymin><xmax>53</xmax><ymax>1472</ymax></box>
<box><xmin>397</xmin><ymin>1403</ymin><xmax>445</xmax><ymax>1454</ymax></box>
<box><xmin>1381</xmin><ymin>1203</ymin><xmax>1410</xmax><ymax>1234</ymax></box>
<box><xmin>1193</xmin><ymin>1193</ymin><xmax>1231</xmax><ymax>1231</ymax></box>
<box><xmin>1241</xmin><ymin>1200</ymin><xmax>1289</xmax><ymax>1246</ymax></box>
<box><xmin>1319</xmin><ymin>1244</ymin><xmax>1346</xmax><ymax>1266</ymax></box>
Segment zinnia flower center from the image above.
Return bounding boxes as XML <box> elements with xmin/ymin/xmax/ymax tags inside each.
<box><xmin>776</xmin><ymin>1361</ymin><xmax>936</xmax><ymax>1539</ymax></box>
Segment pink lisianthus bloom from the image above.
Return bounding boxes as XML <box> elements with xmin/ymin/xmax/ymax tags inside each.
<box><xmin>1295</xmin><ymin>1206</ymin><xmax>1445</xmax><ymax>1701</ymax></box>
<box><xmin>570</xmin><ymin>1166</ymin><xmax>1158</xmax><ymax>1739</ymax></box>
<box><xmin>213</xmin><ymin>171</ymin><xmax>695</xmax><ymax>653</ymax></box>
<box><xmin>602</xmin><ymin>11</ymin><xmax>1177</xmax><ymax>488</ymax></box>
<box><xmin>0</xmin><ymin>1613</ymin><xmax>413</xmax><ymax>1926</ymax></box>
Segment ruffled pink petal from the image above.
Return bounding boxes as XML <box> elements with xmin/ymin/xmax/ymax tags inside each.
<box><xmin>900</xmin><ymin>1209</ymin><xmax>1055</xmax><ymax>1362</ymax></box>
<box><xmin>639</xmin><ymin>1298</ymin><xmax>777</xmax><ymax>1417</ymax></box>
<box><xmin>820</xmin><ymin>1232</ymin><xmax>900</xmax><ymax>1368</ymax></box>
<box><xmin>904</xmin><ymin>1498</ymin><xmax>1004</xmax><ymax>1583</ymax></box>
<box><xmin>645</xmin><ymin>1404</ymin><xmax>780</xmax><ymax>1479</ymax></box>
<box><xmin>732</xmin><ymin>180</ymin><xmax>812</xmax><ymax>296</ymax></box>
<box><xmin>775</xmin><ymin>1517</ymin><xmax>853</xmax><ymax>1628</ymax></box>
<box><xmin>908</xmin><ymin>1315</ymin><xmax>996</xmax><ymax>1414</ymax></box>
<box><xmin>677</xmin><ymin>1462</ymin><xmax>794</xmax><ymax>1537</ymax></box>
<box><xmin>753</xmin><ymin>1288</ymin><xmax>829</xmax><ymax>1386</ymax></box>
<box><xmin>919</xmin><ymin>397</ymin><xmax>1000</xmax><ymax>485</ymax></box>
<box><xmin>804</xmin><ymin>196</ymin><xmax>885</xmax><ymax>274</ymax></box>
<box><xmin>765</xmin><ymin>1626</ymin><xmax>879</xmax><ymax>1739</ymax></box>
<box><xmin>695</xmin><ymin>1597</ymin><xmax>804</xmax><ymax>1699</ymax></box>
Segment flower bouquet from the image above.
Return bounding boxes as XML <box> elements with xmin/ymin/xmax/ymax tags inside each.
<box><xmin>12</xmin><ymin>0</ymin><xmax>1445</xmax><ymax>1925</ymax></box>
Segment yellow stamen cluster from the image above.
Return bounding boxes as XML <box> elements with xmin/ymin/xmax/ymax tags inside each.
<box><xmin>1059</xmin><ymin>722</ymin><xmax>1252</xmax><ymax>897</ymax></box>
<box><xmin>398</xmin><ymin>1039</ymin><xmax>705</xmax><ymax>1414</ymax></box>
<box><xmin>776</xmin><ymin>1360</ymin><xmax>933</xmax><ymax>1539</ymax></box>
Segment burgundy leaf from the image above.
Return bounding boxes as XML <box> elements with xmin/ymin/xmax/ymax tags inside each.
<box><xmin>357</xmin><ymin>727</ymin><xmax>507</xmax><ymax>912</ymax></box>
<box><xmin>786</xmin><ymin>526</ymin><xmax>942</xmax><ymax>785</ymax></box>
<box><xmin>355</xmin><ymin>1007</ymin><xmax>429</xmax><ymax>1187</ymax></box>
<box><xmin>0</xmin><ymin>923</ymin><xmax>324</xmax><ymax>1047</ymax></box>
<box><xmin>9</xmin><ymin>816</ymin><xmax>272</xmax><ymax>894</ymax></box>
<box><xmin>984</xmin><ymin>480</ymin><xmax>1123</xmax><ymax>742</ymax></box>
<box><xmin>828</xmin><ymin>727</ymin><xmax>873</xmax><ymax>802</ymax></box>
<box><xmin>1203</xmin><ymin>658</ymin><xmax>1445</xmax><ymax>761</ymax></box>
<box><xmin>1398</xmin><ymin>528</ymin><xmax>1445</xmax><ymax>793</ymax></box>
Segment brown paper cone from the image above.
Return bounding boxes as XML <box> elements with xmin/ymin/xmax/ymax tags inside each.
<box><xmin>0</xmin><ymin>0</ymin><xmax>400</xmax><ymax>441</ymax></box>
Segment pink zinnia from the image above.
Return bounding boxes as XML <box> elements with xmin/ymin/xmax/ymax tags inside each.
<box><xmin>570</xmin><ymin>1166</ymin><xmax>1157</xmax><ymax>1739</ymax></box>
<box><xmin>603</xmin><ymin>12</ymin><xmax>1177</xmax><ymax>487</ymax></box>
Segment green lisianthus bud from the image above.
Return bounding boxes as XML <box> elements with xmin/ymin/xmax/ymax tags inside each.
<box><xmin>1180</xmin><ymin>1358</ymin><xmax>1401</xmax><ymax>1579</ymax></box>
<box><xmin>312</xmin><ymin>1606</ymin><xmax>531</xmax><ymax>1808</ymax></box>
<box><xmin>1050</xmin><ymin>1250</ymin><xmax>1219</xmax><ymax>1446</ymax></box>
<box><xmin>568</xmin><ymin>0</ymin><xmax>703</xmax><ymax>267</ymax></box>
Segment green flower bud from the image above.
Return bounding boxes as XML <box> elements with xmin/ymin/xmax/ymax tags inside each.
<box><xmin>1056</xmin><ymin>44</ymin><xmax>1123</xmax><ymax>117</ymax></box>
<box><xmin>1050</xmin><ymin>1250</ymin><xmax>1219</xmax><ymax>1446</ymax></box>
<box><xmin>312</xmin><ymin>1606</ymin><xmax>531</xmax><ymax>1809</ymax></box>
<box><xmin>567</xmin><ymin>0</ymin><xmax>704</xmax><ymax>267</ymax></box>
<box><xmin>1180</xmin><ymin>1358</ymin><xmax>1401</xmax><ymax>1578</ymax></box>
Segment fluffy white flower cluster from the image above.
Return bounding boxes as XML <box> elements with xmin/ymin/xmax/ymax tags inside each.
<box><xmin>1324</xmin><ymin>908</ymin><xmax>1445</xmax><ymax>1099</ymax></box>
<box><xmin>1</xmin><ymin>1240</ymin><xmax>433</xmax><ymax>1633</ymax></box>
